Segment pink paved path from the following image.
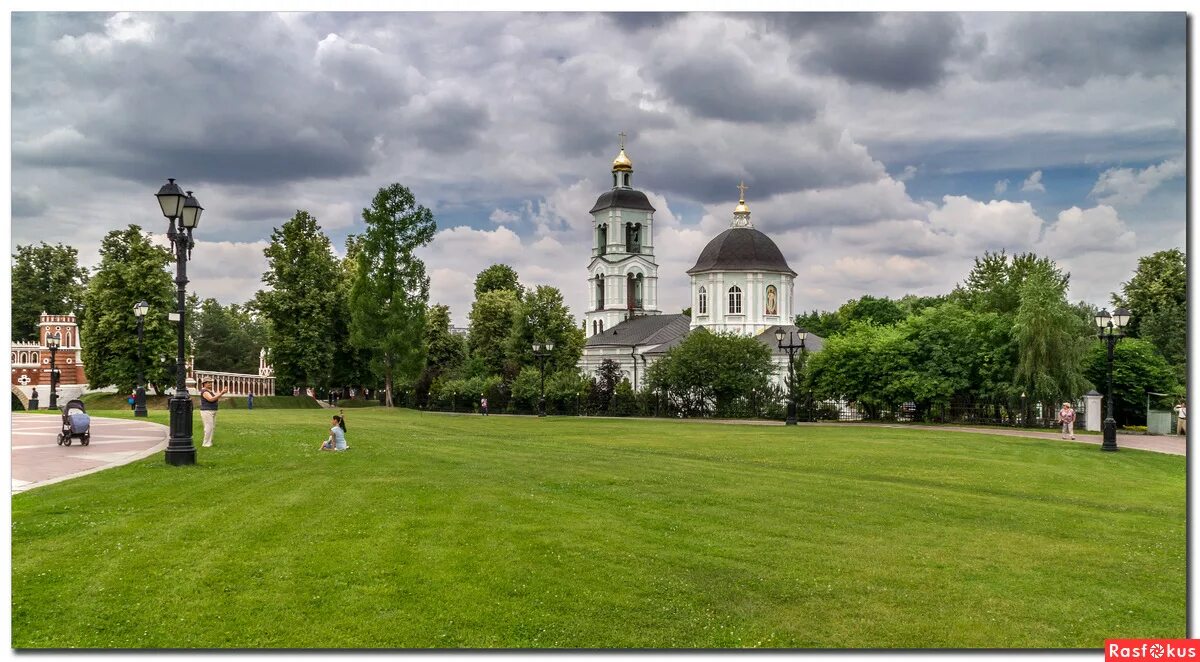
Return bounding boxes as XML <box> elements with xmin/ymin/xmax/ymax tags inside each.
<box><xmin>11</xmin><ymin>414</ymin><xmax>168</xmax><ymax>493</ymax></box>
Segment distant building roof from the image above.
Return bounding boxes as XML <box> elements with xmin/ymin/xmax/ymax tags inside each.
<box><xmin>585</xmin><ymin>313</ymin><xmax>690</xmax><ymax>348</ymax></box>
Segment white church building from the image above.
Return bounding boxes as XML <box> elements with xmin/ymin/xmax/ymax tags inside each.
<box><xmin>578</xmin><ymin>140</ymin><xmax>823</xmax><ymax>390</ymax></box>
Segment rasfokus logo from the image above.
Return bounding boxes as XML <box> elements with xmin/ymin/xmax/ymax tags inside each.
<box><xmin>1107</xmin><ymin>640</ymin><xmax>1199</xmax><ymax>661</ymax></box>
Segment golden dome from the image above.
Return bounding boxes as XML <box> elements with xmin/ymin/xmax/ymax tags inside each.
<box><xmin>612</xmin><ymin>148</ymin><xmax>633</xmax><ymax>172</ymax></box>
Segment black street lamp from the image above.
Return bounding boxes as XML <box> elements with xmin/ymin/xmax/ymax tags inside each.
<box><xmin>775</xmin><ymin>327</ymin><xmax>807</xmax><ymax>426</ymax></box>
<box><xmin>155</xmin><ymin>178</ymin><xmax>203</xmax><ymax>466</ymax></box>
<box><xmin>1095</xmin><ymin>307</ymin><xmax>1131</xmax><ymax>452</ymax></box>
<box><xmin>46</xmin><ymin>332</ymin><xmax>61</xmax><ymax>410</ymax></box>
<box><xmin>532</xmin><ymin>342</ymin><xmax>555</xmax><ymax>417</ymax></box>
<box><xmin>133</xmin><ymin>300</ymin><xmax>150</xmax><ymax>417</ymax></box>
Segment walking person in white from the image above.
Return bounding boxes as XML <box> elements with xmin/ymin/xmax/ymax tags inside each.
<box><xmin>199</xmin><ymin>379</ymin><xmax>227</xmax><ymax>448</ymax></box>
<box><xmin>1057</xmin><ymin>402</ymin><xmax>1076</xmax><ymax>440</ymax></box>
<box><xmin>1175</xmin><ymin>400</ymin><xmax>1186</xmax><ymax>436</ymax></box>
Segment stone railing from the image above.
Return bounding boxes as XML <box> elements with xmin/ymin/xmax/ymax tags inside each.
<box><xmin>192</xmin><ymin>370</ymin><xmax>275</xmax><ymax>397</ymax></box>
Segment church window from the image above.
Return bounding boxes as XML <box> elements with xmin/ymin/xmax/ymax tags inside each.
<box><xmin>626</xmin><ymin>223</ymin><xmax>641</xmax><ymax>253</ymax></box>
<box><xmin>600</xmin><ymin>320</ymin><xmax>604</xmax><ymax>333</ymax></box>
<box><xmin>597</xmin><ymin>225</ymin><xmax>608</xmax><ymax>255</ymax></box>
<box><xmin>613</xmin><ymin>173</ymin><xmax>619</xmax><ymax>188</ymax></box>
<box><xmin>596</xmin><ymin>275</ymin><xmax>605</xmax><ymax>310</ymax></box>
<box><xmin>728</xmin><ymin>286</ymin><xmax>742</xmax><ymax>314</ymax></box>
<box><xmin>698</xmin><ymin>287</ymin><xmax>707</xmax><ymax>315</ymax></box>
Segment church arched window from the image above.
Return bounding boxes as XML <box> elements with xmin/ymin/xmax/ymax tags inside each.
<box><xmin>728</xmin><ymin>286</ymin><xmax>742</xmax><ymax>314</ymax></box>
<box><xmin>698</xmin><ymin>287</ymin><xmax>707</xmax><ymax>315</ymax></box>
<box><xmin>596</xmin><ymin>275</ymin><xmax>605</xmax><ymax>310</ymax></box>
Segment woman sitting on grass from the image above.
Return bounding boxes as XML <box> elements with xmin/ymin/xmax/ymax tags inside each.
<box><xmin>319</xmin><ymin>414</ymin><xmax>349</xmax><ymax>451</ymax></box>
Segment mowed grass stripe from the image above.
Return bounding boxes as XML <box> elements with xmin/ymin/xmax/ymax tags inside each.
<box><xmin>12</xmin><ymin>408</ymin><xmax>1183</xmax><ymax>648</ymax></box>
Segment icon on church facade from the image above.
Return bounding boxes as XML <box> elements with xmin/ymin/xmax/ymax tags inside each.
<box><xmin>766</xmin><ymin>285</ymin><xmax>778</xmax><ymax>316</ymax></box>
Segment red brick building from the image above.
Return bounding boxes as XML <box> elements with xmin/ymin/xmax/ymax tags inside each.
<box><xmin>10</xmin><ymin>312</ymin><xmax>88</xmax><ymax>389</ymax></box>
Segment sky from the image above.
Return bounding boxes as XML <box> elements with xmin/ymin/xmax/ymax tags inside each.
<box><xmin>10</xmin><ymin>11</ymin><xmax>1187</xmax><ymax>326</ymax></box>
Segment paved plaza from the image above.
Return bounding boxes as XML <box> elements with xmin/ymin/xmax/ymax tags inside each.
<box><xmin>11</xmin><ymin>413</ymin><xmax>168</xmax><ymax>493</ymax></box>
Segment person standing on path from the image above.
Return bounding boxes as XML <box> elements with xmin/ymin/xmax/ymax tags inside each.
<box><xmin>480</xmin><ymin>396</ymin><xmax>489</xmax><ymax>416</ymax></box>
<box><xmin>199</xmin><ymin>379</ymin><xmax>227</xmax><ymax>448</ymax></box>
<box><xmin>247</xmin><ymin>392</ymin><xmax>254</xmax><ymax>410</ymax></box>
<box><xmin>1057</xmin><ymin>402</ymin><xmax>1076</xmax><ymax>440</ymax></box>
<box><xmin>1175</xmin><ymin>400</ymin><xmax>1187</xmax><ymax>436</ymax></box>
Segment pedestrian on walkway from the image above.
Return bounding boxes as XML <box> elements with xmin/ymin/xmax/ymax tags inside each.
<box><xmin>199</xmin><ymin>379</ymin><xmax>227</xmax><ymax>448</ymax></box>
<box><xmin>247</xmin><ymin>392</ymin><xmax>254</xmax><ymax>410</ymax></box>
<box><xmin>128</xmin><ymin>390</ymin><xmax>136</xmax><ymax>411</ymax></box>
<box><xmin>1057</xmin><ymin>402</ymin><xmax>1076</xmax><ymax>440</ymax></box>
<box><xmin>1175</xmin><ymin>400</ymin><xmax>1186</xmax><ymax>436</ymax></box>
<box><xmin>480</xmin><ymin>395</ymin><xmax>489</xmax><ymax>416</ymax></box>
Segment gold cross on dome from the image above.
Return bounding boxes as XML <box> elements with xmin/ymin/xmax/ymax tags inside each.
<box><xmin>618</xmin><ymin>131</ymin><xmax>627</xmax><ymax>150</ymax></box>
<box><xmin>737</xmin><ymin>180</ymin><xmax>749</xmax><ymax>200</ymax></box>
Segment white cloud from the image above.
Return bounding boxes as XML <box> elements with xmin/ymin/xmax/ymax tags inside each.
<box><xmin>897</xmin><ymin>165</ymin><xmax>918</xmax><ymax>181</ymax></box>
<box><xmin>489</xmin><ymin>208</ymin><xmax>520</xmax><ymax>224</ymax></box>
<box><xmin>1038</xmin><ymin>205</ymin><xmax>1136</xmax><ymax>256</ymax></box>
<box><xmin>1090</xmin><ymin>157</ymin><xmax>1184</xmax><ymax>206</ymax></box>
<box><xmin>994</xmin><ymin>179</ymin><xmax>1009</xmax><ymax>195</ymax></box>
<box><xmin>1020</xmin><ymin>170</ymin><xmax>1045</xmax><ymax>193</ymax></box>
<box><xmin>928</xmin><ymin>196</ymin><xmax>1044</xmax><ymax>252</ymax></box>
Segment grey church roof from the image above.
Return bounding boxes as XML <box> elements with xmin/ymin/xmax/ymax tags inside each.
<box><xmin>753</xmin><ymin>325</ymin><xmax>825</xmax><ymax>355</ymax></box>
<box><xmin>585</xmin><ymin>313</ymin><xmax>690</xmax><ymax>348</ymax></box>
<box><xmin>686</xmin><ymin>227</ymin><xmax>796</xmax><ymax>276</ymax></box>
<box><xmin>589</xmin><ymin>188</ymin><xmax>657</xmax><ymax>214</ymax></box>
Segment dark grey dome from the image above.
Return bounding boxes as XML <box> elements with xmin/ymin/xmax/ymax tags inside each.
<box><xmin>687</xmin><ymin>228</ymin><xmax>796</xmax><ymax>276</ymax></box>
<box><xmin>589</xmin><ymin>188</ymin><xmax>656</xmax><ymax>214</ymax></box>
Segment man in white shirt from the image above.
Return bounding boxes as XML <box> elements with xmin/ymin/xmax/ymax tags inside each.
<box><xmin>1175</xmin><ymin>401</ymin><xmax>1186</xmax><ymax>436</ymax></box>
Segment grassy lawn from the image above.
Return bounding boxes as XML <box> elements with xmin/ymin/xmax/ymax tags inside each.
<box><xmin>11</xmin><ymin>408</ymin><xmax>1184</xmax><ymax>648</ymax></box>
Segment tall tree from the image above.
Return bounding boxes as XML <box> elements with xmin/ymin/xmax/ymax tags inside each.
<box><xmin>348</xmin><ymin>183</ymin><xmax>437</xmax><ymax>406</ymax></box>
<box><xmin>256</xmin><ymin>211</ymin><xmax>341</xmax><ymax>392</ymax></box>
<box><xmin>1012</xmin><ymin>268</ymin><xmax>1091</xmax><ymax>413</ymax></box>
<box><xmin>473</xmin><ymin>264</ymin><xmax>524</xmax><ymax>300</ymax></box>
<box><xmin>645</xmin><ymin>329</ymin><xmax>775</xmax><ymax>417</ymax></box>
<box><xmin>956</xmin><ymin>250</ymin><xmax>1068</xmax><ymax>316</ymax></box>
<box><xmin>506</xmin><ymin>285</ymin><xmax>586</xmax><ymax>374</ymax></box>
<box><xmin>414</xmin><ymin>303</ymin><xmax>466</xmax><ymax>404</ymax></box>
<box><xmin>467</xmin><ymin>289</ymin><xmax>521</xmax><ymax>378</ymax></box>
<box><xmin>79</xmin><ymin>226</ymin><xmax>175</xmax><ymax>392</ymax></box>
<box><xmin>1113</xmin><ymin>248</ymin><xmax>1186</xmax><ymax>355</ymax></box>
<box><xmin>330</xmin><ymin>237</ymin><xmax>374</xmax><ymax>395</ymax></box>
<box><xmin>11</xmin><ymin>242</ymin><xmax>89</xmax><ymax>340</ymax></box>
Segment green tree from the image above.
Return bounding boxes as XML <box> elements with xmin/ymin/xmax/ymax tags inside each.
<box><xmin>590</xmin><ymin>358</ymin><xmax>624</xmax><ymax>413</ymax></box>
<box><xmin>414</xmin><ymin>304</ymin><xmax>466</xmax><ymax>405</ymax></box>
<box><xmin>506</xmin><ymin>285</ymin><xmax>586</xmax><ymax>375</ymax></box>
<box><xmin>1012</xmin><ymin>269</ymin><xmax>1091</xmax><ymax>416</ymax></box>
<box><xmin>1140</xmin><ymin>300</ymin><xmax>1186</xmax><ymax>382</ymax></box>
<box><xmin>1113</xmin><ymin>248</ymin><xmax>1186</xmax><ymax>374</ymax></box>
<box><xmin>473</xmin><ymin>264</ymin><xmax>524</xmax><ymax>300</ymax></box>
<box><xmin>838</xmin><ymin>294</ymin><xmax>907</xmax><ymax>327</ymax></box>
<box><xmin>11</xmin><ymin>242</ymin><xmax>89</xmax><ymax>340</ymax></box>
<box><xmin>806</xmin><ymin>323</ymin><xmax>910</xmax><ymax>417</ymax></box>
<box><xmin>1084</xmin><ymin>338</ymin><xmax>1179</xmax><ymax>426</ymax></box>
<box><xmin>955</xmin><ymin>250</ymin><xmax>1068</xmax><ymax>316</ymax></box>
<box><xmin>192</xmin><ymin>299</ymin><xmax>267</xmax><ymax>374</ymax></box>
<box><xmin>256</xmin><ymin>210</ymin><xmax>341</xmax><ymax>392</ymax></box>
<box><xmin>467</xmin><ymin>289</ymin><xmax>521</xmax><ymax>378</ymax></box>
<box><xmin>330</xmin><ymin>238</ymin><xmax>375</xmax><ymax>397</ymax></box>
<box><xmin>349</xmin><ymin>183</ymin><xmax>437</xmax><ymax>407</ymax></box>
<box><xmin>645</xmin><ymin>330</ymin><xmax>774</xmax><ymax>417</ymax></box>
<box><xmin>79</xmin><ymin>226</ymin><xmax>175</xmax><ymax>393</ymax></box>
<box><xmin>795</xmin><ymin>308</ymin><xmax>842</xmax><ymax>338</ymax></box>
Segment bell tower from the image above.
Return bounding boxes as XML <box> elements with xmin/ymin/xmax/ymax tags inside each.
<box><xmin>584</xmin><ymin>133</ymin><xmax>661</xmax><ymax>337</ymax></box>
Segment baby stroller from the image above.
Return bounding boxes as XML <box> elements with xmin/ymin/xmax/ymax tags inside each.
<box><xmin>58</xmin><ymin>399</ymin><xmax>91</xmax><ymax>446</ymax></box>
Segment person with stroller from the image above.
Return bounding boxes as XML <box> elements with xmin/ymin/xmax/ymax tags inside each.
<box><xmin>319</xmin><ymin>414</ymin><xmax>349</xmax><ymax>451</ymax></box>
<box><xmin>1057</xmin><ymin>401</ymin><xmax>1076</xmax><ymax>440</ymax></box>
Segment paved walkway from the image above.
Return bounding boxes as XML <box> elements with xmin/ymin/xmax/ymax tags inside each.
<box><xmin>11</xmin><ymin>414</ymin><xmax>169</xmax><ymax>493</ymax></box>
<box><xmin>425</xmin><ymin>411</ymin><xmax>1186</xmax><ymax>456</ymax></box>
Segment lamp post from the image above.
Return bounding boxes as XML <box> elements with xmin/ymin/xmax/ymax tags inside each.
<box><xmin>155</xmin><ymin>178</ymin><xmax>203</xmax><ymax>466</ymax></box>
<box><xmin>46</xmin><ymin>332</ymin><xmax>61</xmax><ymax>410</ymax></box>
<box><xmin>133</xmin><ymin>300</ymin><xmax>149</xmax><ymax>417</ymax></box>
<box><xmin>1095</xmin><ymin>307</ymin><xmax>1130</xmax><ymax>452</ymax></box>
<box><xmin>775</xmin><ymin>327</ymin><xmax>807</xmax><ymax>426</ymax></box>
<box><xmin>532</xmin><ymin>342</ymin><xmax>555</xmax><ymax>417</ymax></box>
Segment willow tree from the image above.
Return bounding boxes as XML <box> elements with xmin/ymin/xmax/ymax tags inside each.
<box><xmin>348</xmin><ymin>183</ymin><xmax>437</xmax><ymax>407</ymax></box>
<box><xmin>1012</xmin><ymin>269</ymin><xmax>1091</xmax><ymax>416</ymax></box>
